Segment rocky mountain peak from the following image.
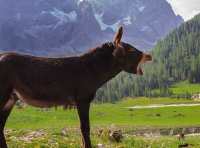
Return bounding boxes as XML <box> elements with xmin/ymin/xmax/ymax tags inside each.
<box><xmin>0</xmin><ymin>0</ymin><xmax>183</xmax><ymax>56</ymax></box>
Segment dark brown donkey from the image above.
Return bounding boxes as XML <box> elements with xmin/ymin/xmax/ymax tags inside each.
<box><xmin>0</xmin><ymin>26</ymin><xmax>152</xmax><ymax>148</ymax></box>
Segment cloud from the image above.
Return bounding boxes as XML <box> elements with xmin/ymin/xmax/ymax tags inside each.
<box><xmin>167</xmin><ymin>0</ymin><xmax>200</xmax><ymax>20</ymax></box>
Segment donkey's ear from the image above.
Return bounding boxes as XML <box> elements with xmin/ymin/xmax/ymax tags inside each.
<box><xmin>113</xmin><ymin>26</ymin><xmax>123</xmax><ymax>47</ymax></box>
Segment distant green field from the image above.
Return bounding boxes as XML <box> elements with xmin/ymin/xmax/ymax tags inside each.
<box><xmin>6</xmin><ymin>97</ymin><xmax>200</xmax><ymax>130</ymax></box>
<box><xmin>151</xmin><ymin>81</ymin><xmax>200</xmax><ymax>97</ymax></box>
<box><xmin>170</xmin><ymin>81</ymin><xmax>200</xmax><ymax>95</ymax></box>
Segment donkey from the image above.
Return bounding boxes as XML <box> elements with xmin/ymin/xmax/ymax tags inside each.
<box><xmin>0</xmin><ymin>26</ymin><xmax>152</xmax><ymax>148</ymax></box>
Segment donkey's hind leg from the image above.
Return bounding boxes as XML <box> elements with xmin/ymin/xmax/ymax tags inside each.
<box><xmin>0</xmin><ymin>90</ymin><xmax>16</xmax><ymax>148</ymax></box>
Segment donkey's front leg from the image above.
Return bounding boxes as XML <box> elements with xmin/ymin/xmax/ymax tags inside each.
<box><xmin>77</xmin><ymin>102</ymin><xmax>91</xmax><ymax>148</ymax></box>
<box><xmin>0</xmin><ymin>95</ymin><xmax>17</xmax><ymax>148</ymax></box>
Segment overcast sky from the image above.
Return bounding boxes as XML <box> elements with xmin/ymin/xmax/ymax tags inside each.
<box><xmin>167</xmin><ymin>0</ymin><xmax>200</xmax><ymax>21</ymax></box>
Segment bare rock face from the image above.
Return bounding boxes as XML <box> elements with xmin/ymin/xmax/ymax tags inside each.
<box><xmin>0</xmin><ymin>0</ymin><xmax>183</xmax><ymax>56</ymax></box>
<box><xmin>90</xmin><ymin>0</ymin><xmax>183</xmax><ymax>50</ymax></box>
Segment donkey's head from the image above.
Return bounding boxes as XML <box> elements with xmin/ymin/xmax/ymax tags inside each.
<box><xmin>112</xmin><ymin>26</ymin><xmax>152</xmax><ymax>75</ymax></box>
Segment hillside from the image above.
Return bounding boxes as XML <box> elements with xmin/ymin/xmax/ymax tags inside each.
<box><xmin>152</xmin><ymin>14</ymin><xmax>200</xmax><ymax>84</ymax></box>
<box><xmin>96</xmin><ymin>14</ymin><xmax>200</xmax><ymax>101</ymax></box>
<box><xmin>0</xmin><ymin>0</ymin><xmax>182</xmax><ymax>56</ymax></box>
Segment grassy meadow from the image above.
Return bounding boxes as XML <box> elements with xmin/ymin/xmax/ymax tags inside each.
<box><xmin>5</xmin><ymin>96</ymin><xmax>200</xmax><ymax>147</ymax></box>
<box><xmin>170</xmin><ymin>81</ymin><xmax>200</xmax><ymax>95</ymax></box>
<box><xmin>6</xmin><ymin>97</ymin><xmax>200</xmax><ymax>129</ymax></box>
<box><xmin>151</xmin><ymin>81</ymin><xmax>200</xmax><ymax>97</ymax></box>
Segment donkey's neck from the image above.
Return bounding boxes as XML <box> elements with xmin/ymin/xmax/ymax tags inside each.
<box><xmin>81</xmin><ymin>45</ymin><xmax>122</xmax><ymax>89</ymax></box>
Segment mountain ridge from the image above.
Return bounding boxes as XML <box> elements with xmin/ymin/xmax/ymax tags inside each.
<box><xmin>0</xmin><ymin>0</ymin><xmax>183</xmax><ymax>56</ymax></box>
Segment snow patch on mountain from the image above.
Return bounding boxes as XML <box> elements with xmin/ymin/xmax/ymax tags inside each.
<box><xmin>141</xmin><ymin>26</ymin><xmax>151</xmax><ymax>32</ymax></box>
<box><xmin>94</xmin><ymin>13</ymin><xmax>120</xmax><ymax>31</ymax></box>
<box><xmin>41</xmin><ymin>8</ymin><xmax>78</xmax><ymax>28</ymax></box>
<box><xmin>139</xmin><ymin>6</ymin><xmax>145</xmax><ymax>12</ymax></box>
<box><xmin>123</xmin><ymin>16</ymin><xmax>132</xmax><ymax>25</ymax></box>
<box><xmin>48</xmin><ymin>8</ymin><xmax>77</xmax><ymax>23</ymax></box>
<box><xmin>66</xmin><ymin>11</ymin><xmax>77</xmax><ymax>22</ymax></box>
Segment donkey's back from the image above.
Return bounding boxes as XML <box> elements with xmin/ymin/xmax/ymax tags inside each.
<box><xmin>0</xmin><ymin>52</ymin><xmax>90</xmax><ymax>108</ymax></box>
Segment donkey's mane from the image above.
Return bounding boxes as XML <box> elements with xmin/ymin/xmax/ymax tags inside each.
<box><xmin>81</xmin><ymin>42</ymin><xmax>115</xmax><ymax>59</ymax></box>
<box><xmin>101</xmin><ymin>42</ymin><xmax>115</xmax><ymax>50</ymax></box>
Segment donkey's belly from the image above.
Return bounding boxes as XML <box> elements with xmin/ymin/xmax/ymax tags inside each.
<box><xmin>14</xmin><ymin>89</ymin><xmax>76</xmax><ymax>108</ymax></box>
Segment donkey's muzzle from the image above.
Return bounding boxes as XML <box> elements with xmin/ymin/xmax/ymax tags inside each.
<box><xmin>143</xmin><ymin>54</ymin><xmax>152</xmax><ymax>62</ymax></box>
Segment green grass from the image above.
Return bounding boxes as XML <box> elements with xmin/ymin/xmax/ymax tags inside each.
<box><xmin>6</xmin><ymin>97</ymin><xmax>200</xmax><ymax>130</ymax></box>
<box><xmin>170</xmin><ymin>81</ymin><xmax>200</xmax><ymax>95</ymax></box>
<box><xmin>119</xmin><ymin>97</ymin><xmax>196</xmax><ymax>106</ymax></box>
<box><xmin>151</xmin><ymin>81</ymin><xmax>200</xmax><ymax>97</ymax></box>
<box><xmin>6</xmin><ymin>128</ymin><xmax>200</xmax><ymax>148</ymax></box>
<box><xmin>7</xmin><ymin>107</ymin><xmax>79</xmax><ymax>129</ymax></box>
<box><xmin>5</xmin><ymin>97</ymin><xmax>200</xmax><ymax>147</ymax></box>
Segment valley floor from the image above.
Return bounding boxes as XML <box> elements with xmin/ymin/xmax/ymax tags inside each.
<box><xmin>5</xmin><ymin>97</ymin><xmax>200</xmax><ymax>147</ymax></box>
<box><xmin>6</xmin><ymin>128</ymin><xmax>200</xmax><ymax>148</ymax></box>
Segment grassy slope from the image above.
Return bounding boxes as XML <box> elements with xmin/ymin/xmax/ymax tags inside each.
<box><xmin>151</xmin><ymin>81</ymin><xmax>200</xmax><ymax>97</ymax></box>
<box><xmin>170</xmin><ymin>81</ymin><xmax>200</xmax><ymax>95</ymax></box>
<box><xmin>6</xmin><ymin>97</ymin><xmax>200</xmax><ymax>130</ymax></box>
